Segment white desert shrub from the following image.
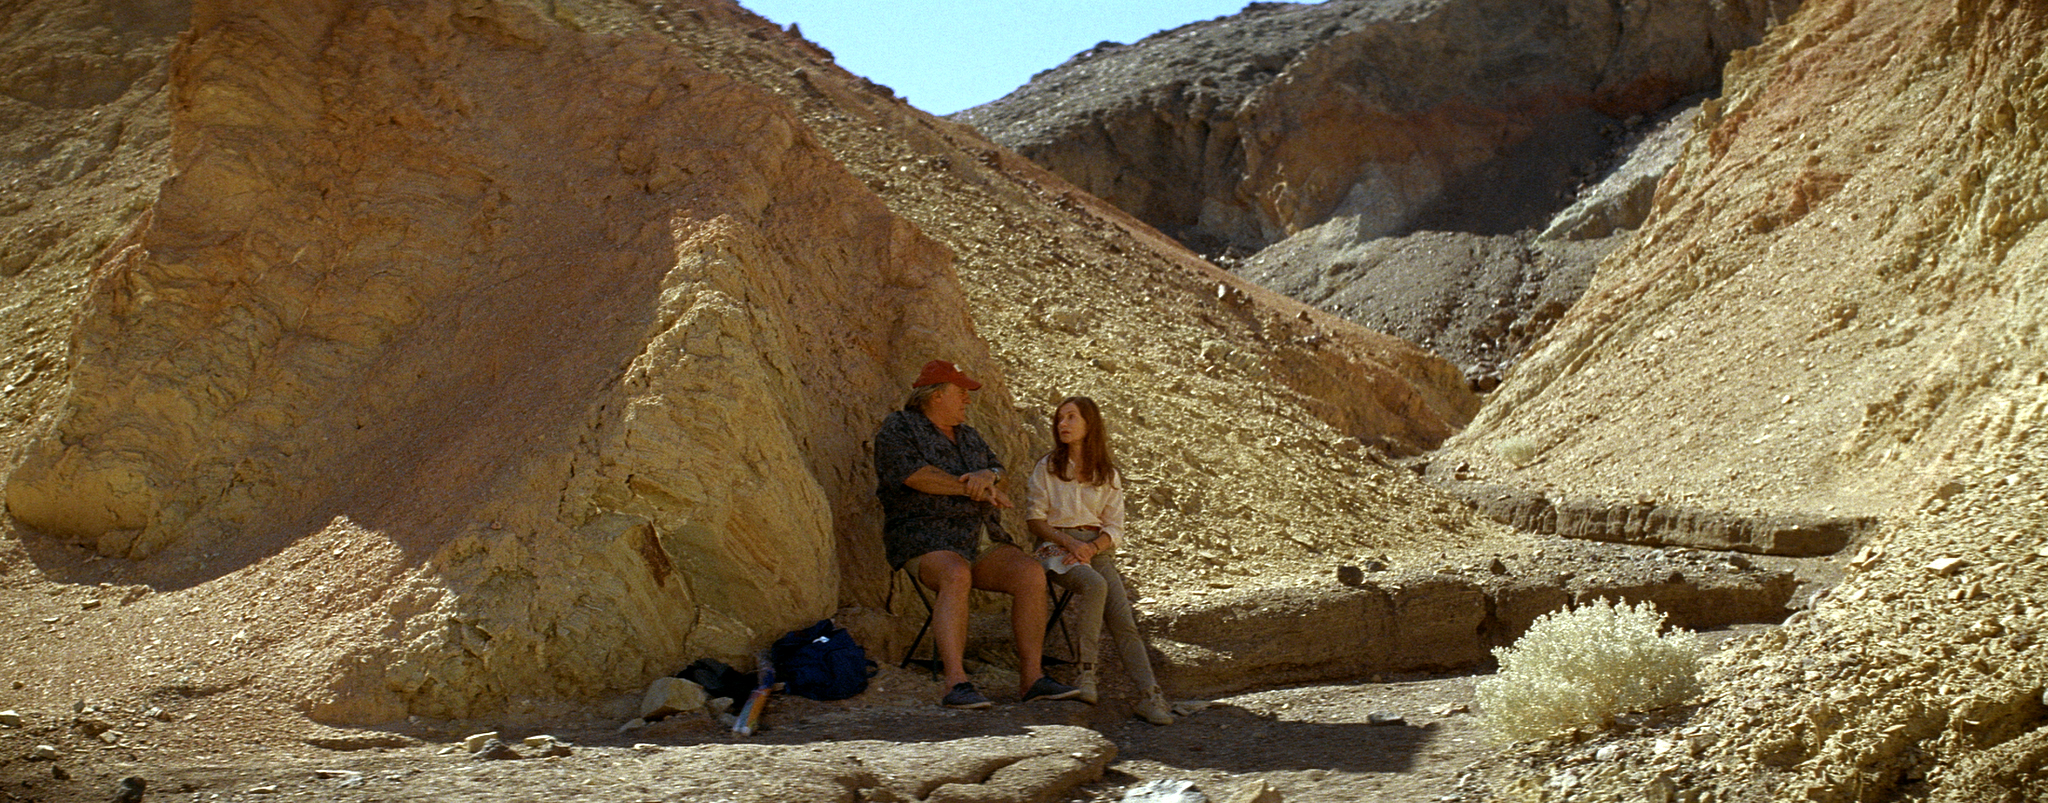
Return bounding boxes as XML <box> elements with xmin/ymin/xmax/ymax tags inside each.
<box><xmin>1476</xmin><ymin>598</ymin><xmax>1703</xmax><ymax>742</ymax></box>
<box><xmin>1496</xmin><ymin>435</ymin><xmax>1540</xmax><ymax>467</ymax></box>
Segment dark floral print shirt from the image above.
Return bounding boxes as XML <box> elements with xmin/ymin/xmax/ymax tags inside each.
<box><xmin>873</xmin><ymin>409</ymin><xmax>1009</xmax><ymax>569</ymax></box>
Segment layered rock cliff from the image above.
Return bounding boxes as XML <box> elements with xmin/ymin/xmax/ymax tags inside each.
<box><xmin>959</xmin><ymin>0</ymin><xmax>1796</xmax><ymax>253</ymax></box>
<box><xmin>958</xmin><ymin>0</ymin><xmax>1795</xmax><ymax>388</ymax></box>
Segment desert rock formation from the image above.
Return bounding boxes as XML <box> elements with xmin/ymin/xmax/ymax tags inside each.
<box><xmin>6</xmin><ymin>0</ymin><xmax>2044</xmax><ymax>799</ymax></box>
<box><xmin>0</xmin><ymin>0</ymin><xmax>1502</xmax><ymax>728</ymax></box>
<box><xmin>960</xmin><ymin>0</ymin><xmax>1793</xmax><ymax>389</ymax></box>
<box><xmin>959</xmin><ymin>0</ymin><xmax>1796</xmax><ymax>253</ymax></box>
<box><xmin>1440</xmin><ymin>0</ymin><xmax>2048</xmax><ymax>798</ymax></box>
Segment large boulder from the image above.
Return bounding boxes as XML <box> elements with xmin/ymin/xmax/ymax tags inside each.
<box><xmin>5</xmin><ymin>0</ymin><xmax>985</xmax><ymax>719</ymax></box>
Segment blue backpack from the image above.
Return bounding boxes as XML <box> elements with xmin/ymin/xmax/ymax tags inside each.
<box><xmin>770</xmin><ymin>619</ymin><xmax>877</xmax><ymax>700</ymax></box>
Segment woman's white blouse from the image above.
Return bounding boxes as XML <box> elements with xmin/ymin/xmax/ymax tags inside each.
<box><xmin>1025</xmin><ymin>455</ymin><xmax>1126</xmax><ymax>542</ymax></box>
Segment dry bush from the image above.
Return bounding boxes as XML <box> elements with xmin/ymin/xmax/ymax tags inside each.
<box><xmin>1477</xmin><ymin>598</ymin><xmax>1703</xmax><ymax>742</ymax></box>
<box><xmin>1496</xmin><ymin>435</ymin><xmax>1541</xmax><ymax>467</ymax></box>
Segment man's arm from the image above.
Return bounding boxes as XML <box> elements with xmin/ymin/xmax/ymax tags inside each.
<box><xmin>907</xmin><ymin>466</ymin><xmax>1012</xmax><ymax>508</ymax></box>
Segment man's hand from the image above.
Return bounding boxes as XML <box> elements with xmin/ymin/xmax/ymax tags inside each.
<box><xmin>905</xmin><ymin>466</ymin><xmax>1011</xmax><ymax>508</ymax></box>
<box><xmin>961</xmin><ymin>469</ymin><xmax>999</xmax><ymax>501</ymax></box>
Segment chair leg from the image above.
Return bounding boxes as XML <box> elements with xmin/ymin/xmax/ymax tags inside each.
<box><xmin>1042</xmin><ymin>586</ymin><xmax>1075</xmax><ymax>667</ymax></box>
<box><xmin>899</xmin><ymin>571</ymin><xmax>940</xmax><ymax>679</ymax></box>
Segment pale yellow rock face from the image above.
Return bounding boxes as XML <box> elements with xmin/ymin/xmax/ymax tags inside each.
<box><xmin>5</xmin><ymin>0</ymin><xmax>981</xmax><ymax>718</ymax></box>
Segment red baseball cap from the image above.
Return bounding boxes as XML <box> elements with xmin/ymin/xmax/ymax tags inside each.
<box><xmin>912</xmin><ymin>359</ymin><xmax>982</xmax><ymax>390</ymax></box>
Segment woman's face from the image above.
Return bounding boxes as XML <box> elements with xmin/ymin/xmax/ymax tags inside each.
<box><xmin>923</xmin><ymin>383</ymin><xmax>971</xmax><ymax>428</ymax></box>
<box><xmin>1054</xmin><ymin>402</ymin><xmax>1088</xmax><ymax>446</ymax></box>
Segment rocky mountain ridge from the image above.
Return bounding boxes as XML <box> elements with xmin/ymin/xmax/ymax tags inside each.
<box><xmin>959</xmin><ymin>0</ymin><xmax>1795</xmax><ymax>254</ymax></box>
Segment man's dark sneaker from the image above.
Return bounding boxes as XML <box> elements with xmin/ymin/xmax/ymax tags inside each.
<box><xmin>941</xmin><ymin>682</ymin><xmax>993</xmax><ymax>709</ymax></box>
<box><xmin>1022</xmin><ymin>676</ymin><xmax>1085</xmax><ymax>702</ymax></box>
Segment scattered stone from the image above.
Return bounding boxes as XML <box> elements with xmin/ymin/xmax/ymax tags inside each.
<box><xmin>306</xmin><ymin>734</ymin><xmax>419</xmax><ymax>751</ymax></box>
<box><xmin>1124</xmin><ymin>778</ymin><xmax>1208</xmax><ymax>803</ymax></box>
<box><xmin>1595</xmin><ymin>744</ymin><xmax>1619</xmax><ymax>761</ymax></box>
<box><xmin>1220</xmin><ymin>778</ymin><xmax>1284</xmax><ymax>803</ymax></box>
<box><xmin>524</xmin><ymin>735</ymin><xmax>574</xmax><ymax>758</ymax></box>
<box><xmin>1434</xmin><ymin>703</ymin><xmax>1471</xmax><ymax>716</ymax></box>
<box><xmin>618</xmin><ymin>718</ymin><xmax>648</xmax><ymax>732</ymax></box>
<box><xmin>1644</xmin><ymin>771</ymin><xmax>1678</xmax><ymax>803</ymax></box>
<box><xmin>73</xmin><ymin>715</ymin><xmax>114</xmax><ymax>737</ymax></box>
<box><xmin>461</xmin><ymin>731</ymin><xmax>500</xmax><ymax>753</ymax></box>
<box><xmin>1367</xmin><ymin>711</ymin><xmax>1406</xmax><ymax>726</ymax></box>
<box><xmin>112</xmin><ymin>776</ymin><xmax>144</xmax><ymax>803</ymax></box>
<box><xmin>1488</xmin><ymin>557</ymin><xmax>1508</xmax><ymax>575</ymax></box>
<box><xmin>1927</xmin><ymin>557</ymin><xmax>1968</xmax><ymax>576</ymax></box>
<box><xmin>632</xmin><ymin>743</ymin><xmax>663</xmax><ymax>753</ymax></box>
<box><xmin>0</xmin><ymin>710</ymin><xmax>19</xmax><ymax>727</ymax></box>
<box><xmin>51</xmin><ymin>766</ymin><xmax>69</xmax><ymax>781</ymax></box>
<box><xmin>314</xmin><ymin>769</ymin><xmax>367</xmax><ymax>788</ymax></box>
<box><xmin>639</xmin><ymin>676</ymin><xmax>710</xmax><ymax>720</ymax></box>
<box><xmin>1335</xmin><ymin>565</ymin><xmax>1364</xmax><ymax>586</ymax></box>
<box><xmin>249</xmin><ymin>785</ymin><xmax>280</xmax><ymax>794</ymax></box>
<box><xmin>81</xmin><ymin>599</ymin><xmax>102</xmax><ymax>610</ymax></box>
<box><xmin>470</xmin><ymin>738</ymin><xmax>521</xmax><ymax>761</ymax></box>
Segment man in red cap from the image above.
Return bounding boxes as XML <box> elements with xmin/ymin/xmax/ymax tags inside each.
<box><xmin>874</xmin><ymin>360</ymin><xmax>1082</xmax><ymax>709</ymax></box>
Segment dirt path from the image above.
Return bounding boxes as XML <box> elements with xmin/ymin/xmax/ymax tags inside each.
<box><xmin>4</xmin><ymin>645</ymin><xmax>1791</xmax><ymax>803</ymax></box>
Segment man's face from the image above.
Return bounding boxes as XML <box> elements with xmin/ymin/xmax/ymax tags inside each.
<box><xmin>925</xmin><ymin>382</ymin><xmax>971</xmax><ymax>428</ymax></box>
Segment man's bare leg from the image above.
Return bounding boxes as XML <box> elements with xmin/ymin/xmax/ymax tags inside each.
<box><xmin>916</xmin><ymin>550</ymin><xmax>975</xmax><ymax>689</ymax></box>
<box><xmin>972</xmin><ymin>544</ymin><xmax>1051</xmax><ymax>695</ymax></box>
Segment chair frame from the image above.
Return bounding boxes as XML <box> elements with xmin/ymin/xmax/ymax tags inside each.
<box><xmin>898</xmin><ymin>570</ymin><xmax>1076</xmax><ymax>678</ymax></box>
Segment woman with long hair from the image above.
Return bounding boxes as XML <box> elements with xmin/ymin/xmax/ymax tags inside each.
<box><xmin>1027</xmin><ymin>396</ymin><xmax>1173</xmax><ymax>725</ymax></box>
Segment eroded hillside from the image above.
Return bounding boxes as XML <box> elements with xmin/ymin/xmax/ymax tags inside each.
<box><xmin>1447</xmin><ymin>0</ymin><xmax>2048</xmax><ymax>799</ymax></box>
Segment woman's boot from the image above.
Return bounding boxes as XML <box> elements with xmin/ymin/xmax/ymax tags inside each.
<box><xmin>1073</xmin><ymin>664</ymin><xmax>1099</xmax><ymax>705</ymax></box>
<box><xmin>1134</xmin><ymin>685</ymin><xmax>1174</xmax><ymax>725</ymax></box>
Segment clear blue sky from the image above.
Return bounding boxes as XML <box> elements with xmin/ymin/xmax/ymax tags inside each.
<box><xmin>738</xmin><ymin>1</ymin><xmax>1280</xmax><ymax>116</ymax></box>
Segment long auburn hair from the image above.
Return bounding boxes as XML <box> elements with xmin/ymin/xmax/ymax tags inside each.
<box><xmin>1047</xmin><ymin>396</ymin><xmax>1118</xmax><ymax>487</ymax></box>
